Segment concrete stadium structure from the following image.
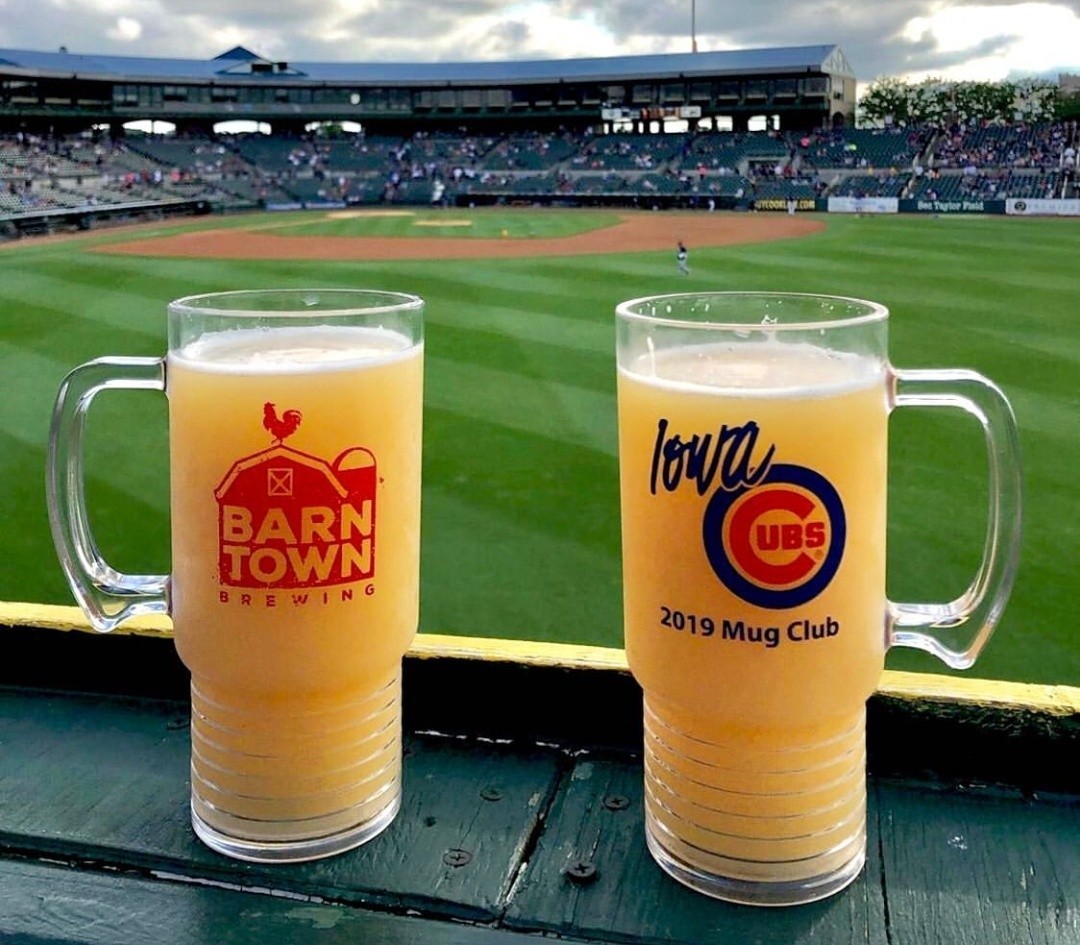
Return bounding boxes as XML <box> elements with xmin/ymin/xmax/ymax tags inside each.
<box><xmin>0</xmin><ymin>44</ymin><xmax>858</xmax><ymax>135</ymax></box>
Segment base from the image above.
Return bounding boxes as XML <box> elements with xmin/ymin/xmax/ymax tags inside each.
<box><xmin>646</xmin><ymin>819</ymin><xmax>866</xmax><ymax>906</ymax></box>
<box><xmin>192</xmin><ymin>792</ymin><xmax>400</xmax><ymax>864</ymax></box>
<box><xmin>187</xmin><ymin>671</ymin><xmax>402</xmax><ymax>863</ymax></box>
<box><xmin>642</xmin><ymin>697</ymin><xmax>868</xmax><ymax>905</ymax></box>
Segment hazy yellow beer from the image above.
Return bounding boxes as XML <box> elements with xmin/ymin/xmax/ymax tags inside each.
<box><xmin>46</xmin><ymin>288</ymin><xmax>425</xmax><ymax>863</ymax></box>
<box><xmin>619</xmin><ymin>342</ymin><xmax>886</xmax><ymax>891</ymax></box>
<box><xmin>168</xmin><ymin>325</ymin><xmax>423</xmax><ymax>855</ymax></box>
<box><xmin>615</xmin><ymin>292</ymin><xmax>1022</xmax><ymax>906</ymax></box>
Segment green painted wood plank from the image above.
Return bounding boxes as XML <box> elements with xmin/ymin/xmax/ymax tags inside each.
<box><xmin>0</xmin><ymin>689</ymin><xmax>560</xmax><ymax>921</ymax></box>
<box><xmin>503</xmin><ymin>756</ymin><xmax>889</xmax><ymax>945</ymax></box>
<box><xmin>5</xmin><ymin>625</ymin><xmax>1078</xmax><ymax>793</ymax></box>
<box><xmin>878</xmin><ymin>783</ymin><xmax>1080</xmax><ymax>945</ymax></box>
<box><xmin>0</xmin><ymin>858</ymin><xmax>568</xmax><ymax>945</ymax></box>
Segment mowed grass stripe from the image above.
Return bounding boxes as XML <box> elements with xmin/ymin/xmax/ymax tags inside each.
<box><xmin>426</xmin><ymin>298</ymin><xmax>613</xmax><ymax>356</ymax></box>
<box><xmin>0</xmin><ymin>342</ymin><xmax>170</xmax><ymax>512</ymax></box>
<box><xmin>422</xmin><ymin>406</ymin><xmax>619</xmax><ymax>557</ymax></box>
<box><xmin>73</xmin><ymin>249</ymin><xmax>388</xmax><ymax>300</ymax></box>
<box><xmin>0</xmin><ymin>344</ymin><xmax>81</xmax><ymax>448</ymax></box>
<box><xmin>0</xmin><ymin>286</ymin><xmax>166</xmax><ymax>354</ymax></box>
<box><xmin>1009</xmin><ymin>393</ymin><xmax>1080</xmax><ymax>456</ymax></box>
<box><xmin>419</xmin><ymin>268</ymin><xmax>618</xmax><ymax>327</ymax></box>
<box><xmin>688</xmin><ymin>215</ymin><xmax>1075</xmax><ymax>288</ymax></box>
<box><xmin>427</xmin><ymin>291</ymin><xmax>617</xmax><ymax>354</ymax></box>
<box><xmin>431</xmin><ymin>322</ymin><xmax>612</xmax><ymax>395</ymax></box>
<box><xmin>427</xmin><ymin>355</ymin><xmax>616</xmax><ymax>457</ymax></box>
<box><xmin>0</xmin><ymin>427</ymin><xmax>169</xmax><ymax>606</ymax></box>
<box><xmin>0</xmin><ymin>295</ymin><xmax>136</xmax><ymax>360</ymax></box>
<box><xmin>0</xmin><ymin>432</ymin><xmax>75</xmax><ymax>605</ymax></box>
<box><xmin>421</xmin><ymin>485</ymin><xmax>621</xmax><ymax>644</ymax></box>
<box><xmin>0</xmin><ymin>261</ymin><xmax>179</xmax><ymax>345</ymax></box>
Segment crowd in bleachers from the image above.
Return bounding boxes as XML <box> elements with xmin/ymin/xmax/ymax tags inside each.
<box><xmin>930</xmin><ymin>121</ymin><xmax>1074</xmax><ymax>171</ymax></box>
<box><xmin>798</xmin><ymin>126</ymin><xmax>935</xmax><ymax>171</ymax></box>
<box><xmin>2</xmin><ymin>116</ymin><xmax>1078</xmax><ymax>221</ymax></box>
<box><xmin>0</xmin><ymin>134</ymin><xmax>189</xmax><ymax>215</ymax></box>
<box><xmin>908</xmin><ymin>168</ymin><xmax>1062</xmax><ymax>201</ymax></box>
<box><xmin>831</xmin><ymin>171</ymin><xmax>908</xmax><ymax>199</ymax></box>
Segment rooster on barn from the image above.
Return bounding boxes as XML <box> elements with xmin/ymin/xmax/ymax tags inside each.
<box><xmin>263</xmin><ymin>402</ymin><xmax>302</xmax><ymax>444</ymax></box>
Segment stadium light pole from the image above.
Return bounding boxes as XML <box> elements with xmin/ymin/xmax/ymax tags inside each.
<box><xmin>691</xmin><ymin>0</ymin><xmax>698</xmax><ymax>52</ymax></box>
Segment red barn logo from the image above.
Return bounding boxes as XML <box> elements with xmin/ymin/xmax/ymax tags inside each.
<box><xmin>214</xmin><ymin>405</ymin><xmax>377</xmax><ymax>589</ymax></box>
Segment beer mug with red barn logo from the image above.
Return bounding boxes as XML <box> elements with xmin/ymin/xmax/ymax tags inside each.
<box><xmin>48</xmin><ymin>289</ymin><xmax>424</xmax><ymax>863</ymax></box>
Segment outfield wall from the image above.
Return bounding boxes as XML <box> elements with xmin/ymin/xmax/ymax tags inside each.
<box><xmin>0</xmin><ymin>197</ymin><xmax>213</xmax><ymax>238</ymax></box>
<box><xmin>5</xmin><ymin>194</ymin><xmax>1079</xmax><ymax>237</ymax></box>
<box><xmin>822</xmin><ymin>196</ymin><xmax>1080</xmax><ymax>216</ymax></box>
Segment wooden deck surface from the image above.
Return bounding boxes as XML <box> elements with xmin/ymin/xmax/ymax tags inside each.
<box><xmin>1</xmin><ymin>611</ymin><xmax>1077</xmax><ymax>945</ymax></box>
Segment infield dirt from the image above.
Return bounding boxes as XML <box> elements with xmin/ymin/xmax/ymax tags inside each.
<box><xmin>93</xmin><ymin>211</ymin><xmax>823</xmax><ymax>261</ymax></box>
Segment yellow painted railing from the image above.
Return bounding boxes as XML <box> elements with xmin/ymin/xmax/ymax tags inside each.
<box><xmin>1</xmin><ymin>600</ymin><xmax>1077</xmax><ymax>716</ymax></box>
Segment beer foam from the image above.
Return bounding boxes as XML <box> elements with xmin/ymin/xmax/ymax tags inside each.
<box><xmin>171</xmin><ymin>325</ymin><xmax>419</xmax><ymax>374</ymax></box>
<box><xmin>621</xmin><ymin>341</ymin><xmax>884</xmax><ymax>398</ymax></box>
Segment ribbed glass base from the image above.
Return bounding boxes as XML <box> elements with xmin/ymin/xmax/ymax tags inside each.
<box><xmin>643</xmin><ymin>697</ymin><xmax>867</xmax><ymax>906</ymax></box>
<box><xmin>188</xmin><ymin>672</ymin><xmax>401</xmax><ymax>863</ymax></box>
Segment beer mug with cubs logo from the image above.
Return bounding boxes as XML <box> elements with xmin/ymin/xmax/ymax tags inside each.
<box><xmin>47</xmin><ymin>289</ymin><xmax>423</xmax><ymax>862</ymax></box>
<box><xmin>616</xmin><ymin>292</ymin><xmax>1022</xmax><ymax>906</ymax></box>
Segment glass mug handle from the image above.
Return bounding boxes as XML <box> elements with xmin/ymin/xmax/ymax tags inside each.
<box><xmin>887</xmin><ymin>368</ymin><xmax>1023</xmax><ymax>669</ymax></box>
<box><xmin>46</xmin><ymin>357</ymin><xmax>168</xmax><ymax>632</ymax></box>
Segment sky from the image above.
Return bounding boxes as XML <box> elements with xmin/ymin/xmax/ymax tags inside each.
<box><xmin>0</xmin><ymin>0</ymin><xmax>1079</xmax><ymax>87</ymax></box>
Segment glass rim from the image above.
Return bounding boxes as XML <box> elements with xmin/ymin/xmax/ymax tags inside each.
<box><xmin>168</xmin><ymin>288</ymin><xmax>424</xmax><ymax>319</ymax></box>
<box><xmin>615</xmin><ymin>291</ymin><xmax>888</xmax><ymax>332</ymax></box>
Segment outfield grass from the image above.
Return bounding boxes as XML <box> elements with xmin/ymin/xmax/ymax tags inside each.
<box><xmin>0</xmin><ymin>210</ymin><xmax>1076</xmax><ymax>686</ymax></box>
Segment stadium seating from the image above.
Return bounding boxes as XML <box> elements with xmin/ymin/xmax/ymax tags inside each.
<box><xmin>482</xmin><ymin>133</ymin><xmax>578</xmax><ymax>171</ymax></box>
<box><xmin>831</xmin><ymin>172</ymin><xmax>909</xmax><ymax>198</ymax></box>
<box><xmin>686</xmin><ymin>132</ymin><xmax>789</xmax><ymax>172</ymax></box>
<box><xmin>2</xmin><ymin>120</ymin><xmax>1076</xmax><ymax>224</ymax></box>
<box><xmin>318</xmin><ymin>137</ymin><xmax>404</xmax><ymax>172</ymax></box>
<box><xmin>908</xmin><ymin>169</ymin><xmax>1063</xmax><ymax>201</ymax></box>
<box><xmin>572</xmin><ymin>132</ymin><xmax>687</xmax><ymax>171</ymax></box>
<box><xmin>750</xmin><ymin>177</ymin><xmax>821</xmax><ymax>200</ymax></box>
<box><xmin>929</xmin><ymin>121</ymin><xmax>1068</xmax><ymax>171</ymax></box>
<box><xmin>798</xmin><ymin>127</ymin><xmax>931</xmax><ymax>170</ymax></box>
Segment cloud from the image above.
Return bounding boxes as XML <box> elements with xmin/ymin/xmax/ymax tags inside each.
<box><xmin>0</xmin><ymin>0</ymin><xmax>1077</xmax><ymax>84</ymax></box>
<box><xmin>554</xmin><ymin>0</ymin><xmax>1080</xmax><ymax>80</ymax></box>
<box><xmin>106</xmin><ymin>15</ymin><xmax>143</xmax><ymax>41</ymax></box>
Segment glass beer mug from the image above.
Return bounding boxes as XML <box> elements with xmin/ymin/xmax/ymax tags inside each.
<box><xmin>615</xmin><ymin>292</ymin><xmax>1022</xmax><ymax>906</ymax></box>
<box><xmin>47</xmin><ymin>289</ymin><xmax>424</xmax><ymax>863</ymax></box>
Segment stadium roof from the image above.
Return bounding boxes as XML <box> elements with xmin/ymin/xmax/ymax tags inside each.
<box><xmin>0</xmin><ymin>44</ymin><xmax>855</xmax><ymax>85</ymax></box>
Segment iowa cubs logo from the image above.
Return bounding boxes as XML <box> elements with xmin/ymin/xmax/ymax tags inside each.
<box><xmin>650</xmin><ymin>418</ymin><xmax>844</xmax><ymax>609</ymax></box>
<box><xmin>703</xmin><ymin>464</ymin><xmax>845</xmax><ymax>608</ymax></box>
<box><xmin>214</xmin><ymin>403</ymin><xmax>376</xmax><ymax>589</ymax></box>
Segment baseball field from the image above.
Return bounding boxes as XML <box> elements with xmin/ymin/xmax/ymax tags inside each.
<box><xmin>0</xmin><ymin>208</ymin><xmax>1076</xmax><ymax>685</ymax></box>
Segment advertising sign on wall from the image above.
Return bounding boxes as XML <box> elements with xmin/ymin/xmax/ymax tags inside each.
<box><xmin>1006</xmin><ymin>198</ymin><xmax>1080</xmax><ymax>216</ymax></box>
<box><xmin>827</xmin><ymin>197</ymin><xmax>899</xmax><ymax>214</ymax></box>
